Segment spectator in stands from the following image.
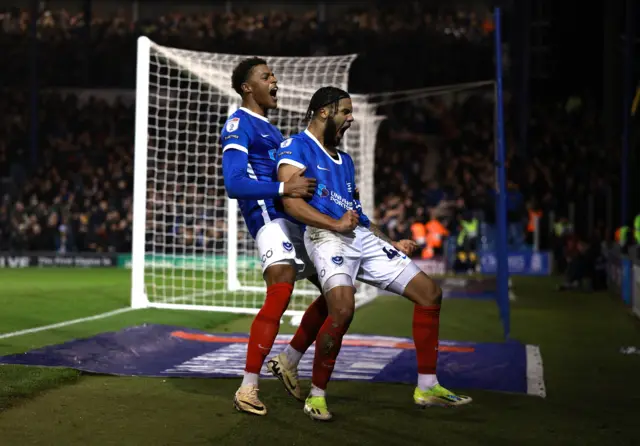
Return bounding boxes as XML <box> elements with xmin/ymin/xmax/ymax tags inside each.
<box><xmin>556</xmin><ymin>234</ymin><xmax>606</xmax><ymax>292</ymax></box>
<box><xmin>0</xmin><ymin>4</ymin><xmax>620</xmax><ymax>259</ymax></box>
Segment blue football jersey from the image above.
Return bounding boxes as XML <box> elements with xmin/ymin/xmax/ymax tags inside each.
<box><xmin>276</xmin><ymin>129</ymin><xmax>366</xmax><ymax>223</ymax></box>
<box><xmin>220</xmin><ymin>107</ymin><xmax>288</xmax><ymax>238</ymax></box>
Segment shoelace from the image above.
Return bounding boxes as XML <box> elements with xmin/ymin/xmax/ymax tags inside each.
<box><xmin>246</xmin><ymin>386</ymin><xmax>260</xmax><ymax>403</ymax></box>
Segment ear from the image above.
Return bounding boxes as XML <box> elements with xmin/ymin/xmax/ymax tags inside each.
<box><xmin>241</xmin><ymin>82</ymin><xmax>251</xmax><ymax>94</ymax></box>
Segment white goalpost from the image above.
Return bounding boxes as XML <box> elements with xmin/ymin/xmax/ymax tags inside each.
<box><xmin>131</xmin><ymin>36</ymin><xmax>382</xmax><ymax>316</ymax></box>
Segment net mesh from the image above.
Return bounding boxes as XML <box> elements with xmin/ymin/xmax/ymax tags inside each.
<box><xmin>136</xmin><ymin>39</ymin><xmax>379</xmax><ymax>312</ymax></box>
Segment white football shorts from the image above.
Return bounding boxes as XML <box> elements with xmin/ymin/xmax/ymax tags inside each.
<box><xmin>255</xmin><ymin>218</ymin><xmax>316</xmax><ymax>280</ymax></box>
<box><xmin>304</xmin><ymin>225</ymin><xmax>419</xmax><ymax>294</ymax></box>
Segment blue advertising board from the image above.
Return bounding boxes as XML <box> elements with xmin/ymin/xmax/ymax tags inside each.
<box><xmin>479</xmin><ymin>251</ymin><xmax>551</xmax><ymax>276</ymax></box>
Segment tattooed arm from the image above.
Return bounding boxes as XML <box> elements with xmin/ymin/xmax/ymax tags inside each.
<box><xmin>369</xmin><ymin>222</ymin><xmax>418</xmax><ymax>256</ymax></box>
<box><xmin>353</xmin><ymin>187</ymin><xmax>417</xmax><ymax>256</ymax></box>
<box><xmin>369</xmin><ymin>222</ymin><xmax>395</xmax><ymax>245</ymax></box>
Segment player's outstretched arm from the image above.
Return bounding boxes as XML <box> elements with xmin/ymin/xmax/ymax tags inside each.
<box><xmin>278</xmin><ymin>164</ymin><xmax>358</xmax><ymax>233</ymax></box>
<box><xmin>222</xmin><ymin>150</ymin><xmax>315</xmax><ymax>200</ymax></box>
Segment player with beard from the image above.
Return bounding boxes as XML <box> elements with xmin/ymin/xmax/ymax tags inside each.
<box><xmin>221</xmin><ymin>59</ymin><xmax>359</xmax><ymax>416</ymax></box>
<box><xmin>271</xmin><ymin>86</ymin><xmax>472</xmax><ymax>421</ymax></box>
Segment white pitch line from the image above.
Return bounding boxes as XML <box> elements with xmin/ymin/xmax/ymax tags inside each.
<box><xmin>0</xmin><ymin>307</ymin><xmax>137</xmax><ymax>340</ymax></box>
<box><xmin>526</xmin><ymin>344</ymin><xmax>547</xmax><ymax>398</ymax></box>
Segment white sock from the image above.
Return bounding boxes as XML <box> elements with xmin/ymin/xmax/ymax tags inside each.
<box><xmin>310</xmin><ymin>384</ymin><xmax>326</xmax><ymax>397</ymax></box>
<box><xmin>417</xmin><ymin>374</ymin><xmax>438</xmax><ymax>391</ymax></box>
<box><xmin>241</xmin><ymin>372</ymin><xmax>259</xmax><ymax>387</ymax></box>
<box><xmin>283</xmin><ymin>345</ymin><xmax>303</xmax><ymax>365</ymax></box>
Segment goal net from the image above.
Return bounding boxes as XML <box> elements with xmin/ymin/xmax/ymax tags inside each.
<box><xmin>131</xmin><ymin>37</ymin><xmax>382</xmax><ymax>315</ymax></box>
<box><xmin>368</xmin><ymin>80</ymin><xmax>497</xmax><ymax>262</ymax></box>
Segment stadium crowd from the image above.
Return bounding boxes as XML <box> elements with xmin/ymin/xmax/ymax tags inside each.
<box><xmin>0</xmin><ymin>3</ymin><xmax>494</xmax><ymax>90</ymax></box>
<box><xmin>0</xmin><ymin>90</ymin><xmax>134</xmax><ymax>253</ymax></box>
<box><xmin>0</xmin><ymin>4</ymin><xmax>618</xmax><ymax>261</ymax></box>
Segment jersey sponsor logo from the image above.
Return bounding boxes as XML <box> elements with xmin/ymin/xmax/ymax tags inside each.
<box><xmin>317</xmin><ymin>165</ymin><xmax>330</xmax><ymax>171</ymax></box>
<box><xmin>347</xmin><ymin>182</ymin><xmax>352</xmax><ymax>193</ymax></box>
<box><xmin>280</xmin><ymin>138</ymin><xmax>293</xmax><ymax>148</ymax></box>
<box><xmin>223</xmin><ymin>134</ymin><xmax>239</xmax><ymax>141</ymax></box>
<box><xmin>269</xmin><ymin>149</ymin><xmax>276</xmax><ymax>161</ymax></box>
<box><xmin>278</xmin><ymin>150</ymin><xmax>292</xmax><ymax>157</ymax></box>
<box><xmin>331</xmin><ymin>256</ymin><xmax>344</xmax><ymax>266</ymax></box>
<box><xmin>226</xmin><ymin>117</ymin><xmax>240</xmax><ymax>132</ymax></box>
<box><xmin>282</xmin><ymin>241</ymin><xmax>293</xmax><ymax>252</ymax></box>
<box><xmin>329</xmin><ymin>190</ymin><xmax>353</xmax><ymax>210</ymax></box>
<box><xmin>317</xmin><ymin>184</ymin><xmax>330</xmax><ymax>198</ymax></box>
<box><xmin>316</xmin><ymin>184</ymin><xmax>353</xmax><ymax>211</ymax></box>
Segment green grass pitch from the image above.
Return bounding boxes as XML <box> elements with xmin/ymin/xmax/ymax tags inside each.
<box><xmin>0</xmin><ymin>268</ymin><xmax>639</xmax><ymax>445</ymax></box>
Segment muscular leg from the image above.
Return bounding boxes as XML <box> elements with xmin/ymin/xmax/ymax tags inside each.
<box><xmin>234</xmin><ymin>263</ymin><xmax>297</xmax><ymax>415</ymax></box>
<box><xmin>388</xmin><ymin>268</ymin><xmax>471</xmax><ymax>406</ymax></box>
<box><xmin>288</xmin><ymin>267</ymin><xmax>442</xmax><ymax>394</ymax></box>
<box><xmin>310</xmin><ymin>282</ymin><xmax>354</xmax><ymax>396</ymax></box>
<box><xmin>243</xmin><ymin>263</ymin><xmax>297</xmax><ymax>382</ymax></box>
<box><xmin>266</xmin><ymin>274</ymin><xmax>326</xmax><ymax>401</ymax></box>
<box><xmin>400</xmin><ymin>272</ymin><xmax>442</xmax><ymax>389</ymax></box>
<box><xmin>297</xmin><ymin>275</ymin><xmax>355</xmax><ymax>421</ymax></box>
<box><xmin>284</xmin><ymin>275</ymin><xmax>328</xmax><ymax>363</ymax></box>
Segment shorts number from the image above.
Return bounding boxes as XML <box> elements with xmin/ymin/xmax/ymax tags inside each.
<box><xmin>261</xmin><ymin>249</ymin><xmax>273</xmax><ymax>264</ymax></box>
<box><xmin>382</xmin><ymin>247</ymin><xmax>399</xmax><ymax>260</ymax></box>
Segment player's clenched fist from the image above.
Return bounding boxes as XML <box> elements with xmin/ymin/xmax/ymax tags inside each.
<box><xmin>283</xmin><ymin>167</ymin><xmax>317</xmax><ymax>198</ymax></box>
<box><xmin>334</xmin><ymin>210</ymin><xmax>359</xmax><ymax>233</ymax></box>
<box><xmin>393</xmin><ymin>239</ymin><xmax>418</xmax><ymax>256</ymax></box>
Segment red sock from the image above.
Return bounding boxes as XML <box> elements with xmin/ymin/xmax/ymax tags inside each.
<box><xmin>245</xmin><ymin>283</ymin><xmax>293</xmax><ymax>374</ymax></box>
<box><xmin>290</xmin><ymin>295</ymin><xmax>328</xmax><ymax>353</ymax></box>
<box><xmin>413</xmin><ymin>305</ymin><xmax>441</xmax><ymax>374</ymax></box>
<box><xmin>311</xmin><ymin>316</ymin><xmax>351</xmax><ymax>390</ymax></box>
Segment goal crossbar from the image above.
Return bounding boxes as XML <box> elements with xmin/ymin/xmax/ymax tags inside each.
<box><xmin>131</xmin><ymin>37</ymin><xmax>379</xmax><ymax>316</ymax></box>
<box><xmin>131</xmin><ymin>37</ymin><xmax>493</xmax><ymax>319</ymax></box>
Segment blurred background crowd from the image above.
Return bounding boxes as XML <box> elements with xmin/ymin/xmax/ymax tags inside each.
<box><xmin>0</xmin><ymin>1</ymin><xmax>634</xmax><ymax>283</ymax></box>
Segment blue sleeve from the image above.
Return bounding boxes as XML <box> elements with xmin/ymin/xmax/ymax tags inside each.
<box><xmin>220</xmin><ymin>117</ymin><xmax>281</xmax><ymax>200</ymax></box>
<box><xmin>220</xmin><ymin>116</ymin><xmax>251</xmax><ymax>153</ymax></box>
<box><xmin>222</xmin><ymin>150</ymin><xmax>281</xmax><ymax>200</ymax></box>
<box><xmin>355</xmin><ymin>199</ymin><xmax>371</xmax><ymax>228</ymax></box>
<box><xmin>276</xmin><ymin>138</ymin><xmax>307</xmax><ymax>171</ymax></box>
<box><xmin>346</xmin><ymin>154</ymin><xmax>371</xmax><ymax>228</ymax></box>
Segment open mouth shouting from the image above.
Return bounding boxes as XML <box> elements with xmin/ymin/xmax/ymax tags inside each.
<box><xmin>269</xmin><ymin>86</ymin><xmax>278</xmax><ymax>102</ymax></box>
<box><xmin>338</xmin><ymin>122</ymin><xmax>350</xmax><ymax>138</ymax></box>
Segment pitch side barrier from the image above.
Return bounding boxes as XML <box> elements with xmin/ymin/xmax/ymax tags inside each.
<box><xmin>0</xmin><ymin>251</ymin><xmax>119</xmax><ymax>268</ymax></box>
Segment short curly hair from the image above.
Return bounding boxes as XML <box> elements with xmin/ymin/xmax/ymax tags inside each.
<box><xmin>231</xmin><ymin>57</ymin><xmax>268</xmax><ymax>96</ymax></box>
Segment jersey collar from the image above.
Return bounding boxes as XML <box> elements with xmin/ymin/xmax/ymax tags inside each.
<box><xmin>239</xmin><ymin>107</ymin><xmax>270</xmax><ymax>123</ymax></box>
<box><xmin>304</xmin><ymin>129</ymin><xmax>342</xmax><ymax>165</ymax></box>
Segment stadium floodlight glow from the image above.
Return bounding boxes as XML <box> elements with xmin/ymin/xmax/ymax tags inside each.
<box><xmin>131</xmin><ymin>36</ymin><xmax>380</xmax><ymax>319</ymax></box>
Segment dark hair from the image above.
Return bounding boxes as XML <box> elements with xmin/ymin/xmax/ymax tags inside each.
<box><xmin>231</xmin><ymin>57</ymin><xmax>268</xmax><ymax>96</ymax></box>
<box><xmin>303</xmin><ymin>86</ymin><xmax>351</xmax><ymax>123</ymax></box>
